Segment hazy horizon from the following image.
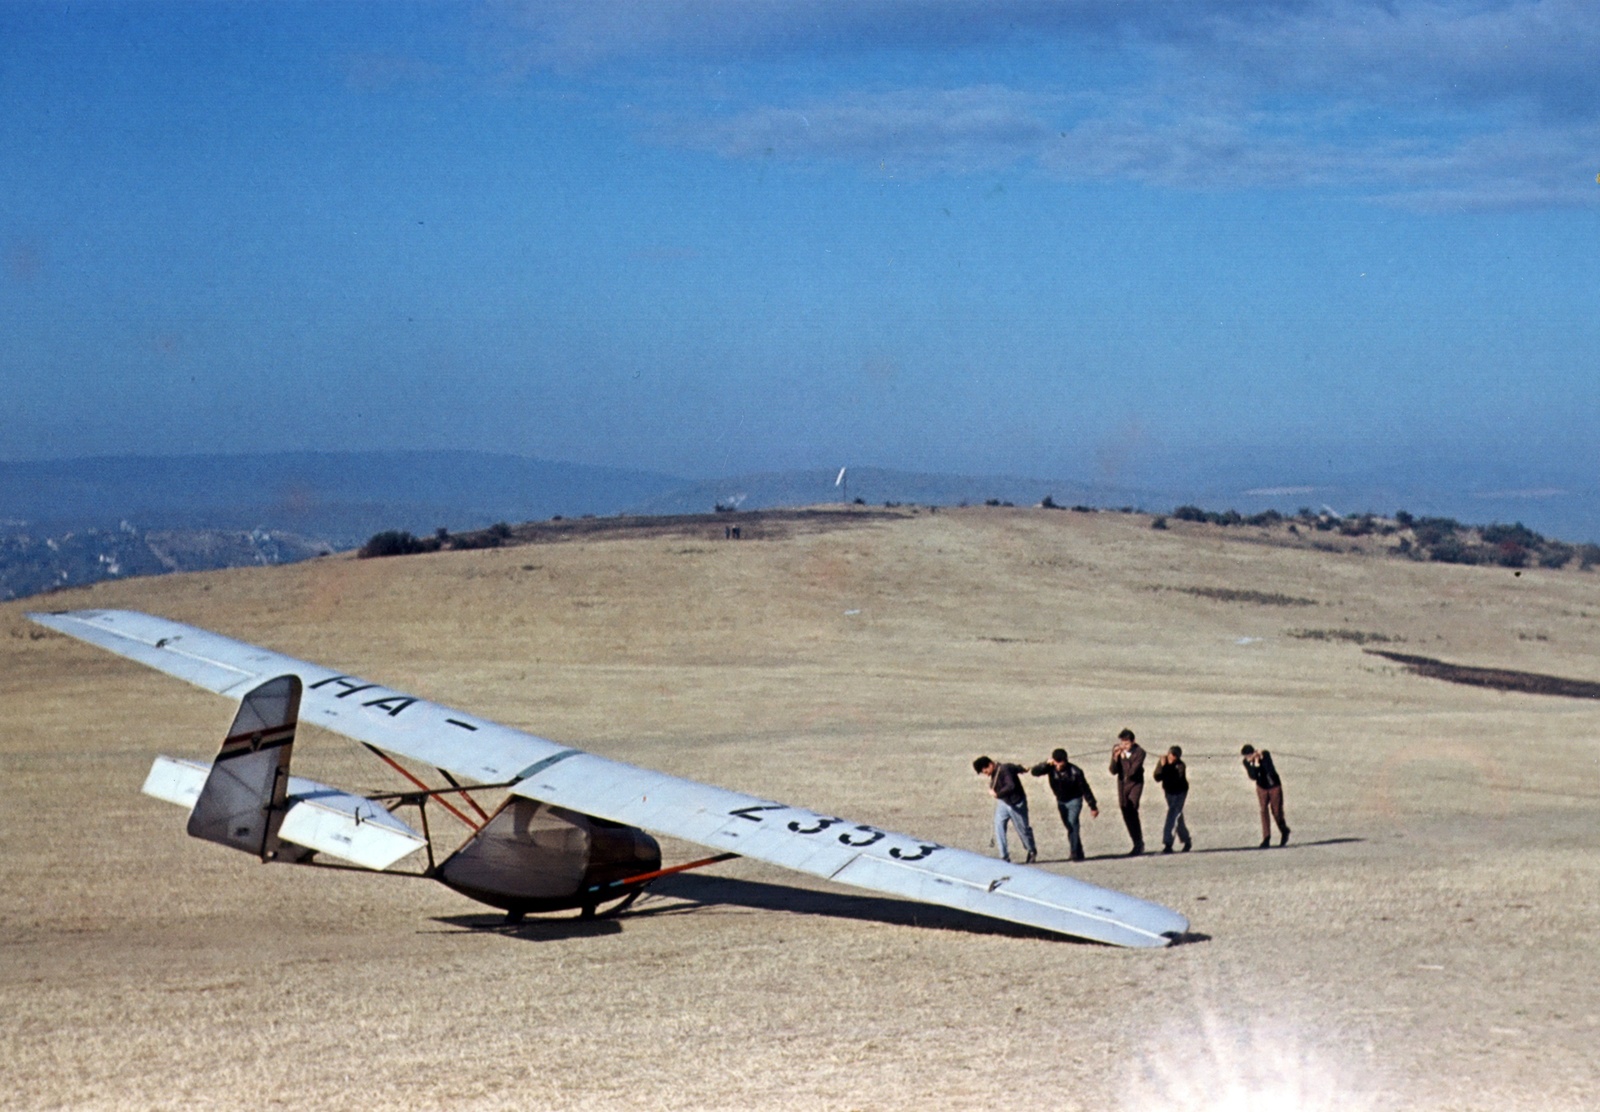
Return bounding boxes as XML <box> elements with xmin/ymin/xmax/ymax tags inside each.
<box><xmin>4</xmin><ymin>448</ymin><xmax>1598</xmax><ymax>544</ymax></box>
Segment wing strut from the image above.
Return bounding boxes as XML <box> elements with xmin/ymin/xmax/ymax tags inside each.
<box><xmin>361</xmin><ymin>743</ymin><xmax>481</xmax><ymax>832</ymax></box>
<box><xmin>438</xmin><ymin>769</ymin><xmax>491</xmax><ymax>824</ymax></box>
<box><xmin>583</xmin><ymin>852</ymin><xmax>739</xmax><ymax>903</ymax></box>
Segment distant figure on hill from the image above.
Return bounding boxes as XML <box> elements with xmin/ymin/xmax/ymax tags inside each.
<box><xmin>1152</xmin><ymin>745</ymin><xmax>1192</xmax><ymax>854</ymax></box>
<box><xmin>973</xmin><ymin>756</ymin><xmax>1036</xmax><ymax>864</ymax></box>
<box><xmin>1030</xmin><ymin>748</ymin><xmax>1098</xmax><ymax>861</ymax></box>
<box><xmin>1241</xmin><ymin>744</ymin><xmax>1291</xmax><ymax>848</ymax></box>
<box><xmin>1108</xmin><ymin>728</ymin><xmax>1146</xmax><ymax>856</ymax></box>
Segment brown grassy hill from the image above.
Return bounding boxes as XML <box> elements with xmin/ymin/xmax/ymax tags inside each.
<box><xmin>3</xmin><ymin>506</ymin><xmax>1597</xmax><ymax>1110</ymax></box>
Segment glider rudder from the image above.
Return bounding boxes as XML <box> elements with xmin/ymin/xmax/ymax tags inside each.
<box><xmin>187</xmin><ymin>674</ymin><xmax>301</xmax><ymax>860</ymax></box>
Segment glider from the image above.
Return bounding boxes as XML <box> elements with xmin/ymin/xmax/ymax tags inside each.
<box><xmin>29</xmin><ymin>609</ymin><xmax>1189</xmax><ymax>947</ymax></box>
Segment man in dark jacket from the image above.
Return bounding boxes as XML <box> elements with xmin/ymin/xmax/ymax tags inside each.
<box><xmin>1030</xmin><ymin>748</ymin><xmax>1098</xmax><ymax>861</ymax></box>
<box><xmin>973</xmin><ymin>756</ymin><xmax>1036</xmax><ymax>863</ymax></box>
<box><xmin>1152</xmin><ymin>745</ymin><xmax>1192</xmax><ymax>854</ymax></box>
<box><xmin>1109</xmin><ymin>728</ymin><xmax>1146</xmax><ymax>855</ymax></box>
<box><xmin>1241</xmin><ymin>744</ymin><xmax>1290</xmax><ymax>847</ymax></box>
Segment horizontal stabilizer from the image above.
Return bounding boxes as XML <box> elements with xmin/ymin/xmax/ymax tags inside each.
<box><xmin>141</xmin><ymin>755</ymin><xmax>425</xmax><ymax>871</ymax></box>
<box><xmin>277</xmin><ymin>789</ymin><xmax>427</xmax><ymax>870</ymax></box>
<box><xmin>143</xmin><ymin>755</ymin><xmax>210</xmax><ymax>809</ymax></box>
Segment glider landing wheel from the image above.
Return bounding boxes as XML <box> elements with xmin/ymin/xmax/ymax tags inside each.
<box><xmin>503</xmin><ymin>908</ymin><xmax>526</xmax><ymax>926</ymax></box>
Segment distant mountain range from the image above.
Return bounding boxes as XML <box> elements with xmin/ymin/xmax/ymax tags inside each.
<box><xmin>3</xmin><ymin>449</ymin><xmax>1597</xmax><ymax>602</ymax></box>
<box><xmin>0</xmin><ymin>451</ymin><xmax>686</xmax><ymax>547</ymax></box>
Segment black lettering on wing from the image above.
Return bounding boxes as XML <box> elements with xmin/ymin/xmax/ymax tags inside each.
<box><xmin>788</xmin><ymin>816</ymin><xmax>842</xmax><ymax>835</ymax></box>
<box><xmin>838</xmin><ymin>825</ymin><xmax>884</xmax><ymax>847</ymax></box>
<box><xmin>363</xmin><ymin>695</ymin><xmax>417</xmax><ymax>717</ymax></box>
<box><xmin>309</xmin><ymin>675</ymin><xmax>378</xmax><ymax>699</ymax></box>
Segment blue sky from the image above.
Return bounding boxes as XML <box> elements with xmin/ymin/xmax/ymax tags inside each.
<box><xmin>3</xmin><ymin>1</ymin><xmax>1597</xmax><ymax>495</ymax></box>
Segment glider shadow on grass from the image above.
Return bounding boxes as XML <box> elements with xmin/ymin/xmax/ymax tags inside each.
<box><xmin>432</xmin><ymin>872</ymin><xmax>1161</xmax><ymax>944</ymax></box>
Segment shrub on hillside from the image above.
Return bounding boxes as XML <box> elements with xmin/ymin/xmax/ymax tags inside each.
<box><xmin>358</xmin><ymin>530</ymin><xmax>439</xmax><ymax>558</ymax></box>
<box><xmin>1482</xmin><ymin>522</ymin><xmax>1544</xmax><ymax>548</ymax></box>
<box><xmin>1493</xmin><ymin>542</ymin><xmax>1528</xmax><ymax>569</ymax></box>
<box><xmin>1539</xmin><ymin>542</ymin><xmax>1574</xmax><ymax>569</ymax></box>
<box><xmin>1412</xmin><ymin>517</ymin><xmax>1460</xmax><ymax>547</ymax></box>
<box><xmin>1428</xmin><ymin>536</ymin><xmax>1479</xmax><ymax>565</ymax></box>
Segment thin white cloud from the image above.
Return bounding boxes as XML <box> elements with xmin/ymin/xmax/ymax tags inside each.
<box><xmin>664</xmin><ymin>83</ymin><xmax>1594</xmax><ymax>209</ymax></box>
<box><xmin>492</xmin><ymin>1</ymin><xmax>1600</xmax><ymax>210</ymax></box>
<box><xmin>673</xmin><ymin>86</ymin><xmax>1061</xmax><ymax>174</ymax></box>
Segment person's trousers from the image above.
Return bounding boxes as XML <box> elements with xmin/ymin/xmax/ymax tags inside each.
<box><xmin>1056</xmin><ymin>797</ymin><xmax>1085</xmax><ymax>859</ymax></box>
<box><xmin>1118</xmin><ymin>782</ymin><xmax>1143</xmax><ymax>850</ymax></box>
<box><xmin>994</xmin><ymin>798</ymin><xmax>1036</xmax><ymax>862</ymax></box>
<box><xmin>1257</xmin><ymin>785</ymin><xmax>1288</xmax><ymax>839</ymax></box>
<box><xmin>1162</xmin><ymin>790</ymin><xmax>1190</xmax><ymax>849</ymax></box>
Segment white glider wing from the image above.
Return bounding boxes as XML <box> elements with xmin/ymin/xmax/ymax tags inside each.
<box><xmin>30</xmin><ymin>609</ymin><xmax>1189</xmax><ymax>947</ymax></box>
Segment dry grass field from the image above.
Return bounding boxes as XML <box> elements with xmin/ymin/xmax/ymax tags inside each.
<box><xmin>3</xmin><ymin>506</ymin><xmax>1597</xmax><ymax>1110</ymax></box>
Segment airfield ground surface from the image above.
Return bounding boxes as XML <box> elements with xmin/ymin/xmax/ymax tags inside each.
<box><xmin>2</xmin><ymin>507</ymin><xmax>1597</xmax><ymax>1110</ymax></box>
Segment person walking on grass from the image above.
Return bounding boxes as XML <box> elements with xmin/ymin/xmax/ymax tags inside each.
<box><xmin>1152</xmin><ymin>745</ymin><xmax>1192</xmax><ymax>854</ymax></box>
<box><xmin>1029</xmin><ymin>748</ymin><xmax>1099</xmax><ymax>861</ymax></box>
<box><xmin>1109</xmin><ymin>728</ymin><xmax>1146</xmax><ymax>856</ymax></box>
<box><xmin>973</xmin><ymin>756</ymin><xmax>1037</xmax><ymax>864</ymax></box>
<box><xmin>1241</xmin><ymin>744</ymin><xmax>1290</xmax><ymax>847</ymax></box>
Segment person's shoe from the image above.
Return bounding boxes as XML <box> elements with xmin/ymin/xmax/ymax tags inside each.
<box><xmin>1181</xmin><ymin>840</ymin><xmax>1192</xmax><ymax>853</ymax></box>
<box><xmin>1259</xmin><ymin>837</ymin><xmax>1271</xmax><ymax>849</ymax></box>
<box><xmin>1130</xmin><ymin>844</ymin><xmax>1145</xmax><ymax>856</ymax></box>
<box><xmin>1024</xmin><ymin>850</ymin><xmax>1036</xmax><ymax>864</ymax></box>
<box><xmin>1280</xmin><ymin>828</ymin><xmax>1291</xmax><ymax>846</ymax></box>
<box><xmin>1161</xmin><ymin>844</ymin><xmax>1173</xmax><ymax>855</ymax></box>
<box><xmin>1070</xmin><ymin>852</ymin><xmax>1085</xmax><ymax>862</ymax></box>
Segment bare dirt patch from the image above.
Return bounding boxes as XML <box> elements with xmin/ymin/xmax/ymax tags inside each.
<box><xmin>1163</xmin><ymin>585</ymin><xmax>1319</xmax><ymax>606</ymax></box>
<box><xmin>1366</xmin><ymin>648</ymin><xmax>1600</xmax><ymax>699</ymax></box>
<box><xmin>464</xmin><ymin>506</ymin><xmax>905</xmax><ymax>547</ymax></box>
<box><xmin>1290</xmin><ymin>628</ymin><xmax>1400</xmax><ymax>645</ymax></box>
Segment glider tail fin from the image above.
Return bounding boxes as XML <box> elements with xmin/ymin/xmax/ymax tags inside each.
<box><xmin>186</xmin><ymin>674</ymin><xmax>302</xmax><ymax>860</ymax></box>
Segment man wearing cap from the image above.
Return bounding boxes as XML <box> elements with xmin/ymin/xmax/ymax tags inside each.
<box><xmin>1029</xmin><ymin>748</ymin><xmax>1099</xmax><ymax>861</ymax></box>
<box><xmin>972</xmin><ymin>756</ymin><xmax>1036</xmax><ymax>864</ymax></box>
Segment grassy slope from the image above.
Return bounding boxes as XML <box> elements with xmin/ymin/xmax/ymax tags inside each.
<box><xmin>2</xmin><ymin>507</ymin><xmax>1597</xmax><ymax>1110</ymax></box>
